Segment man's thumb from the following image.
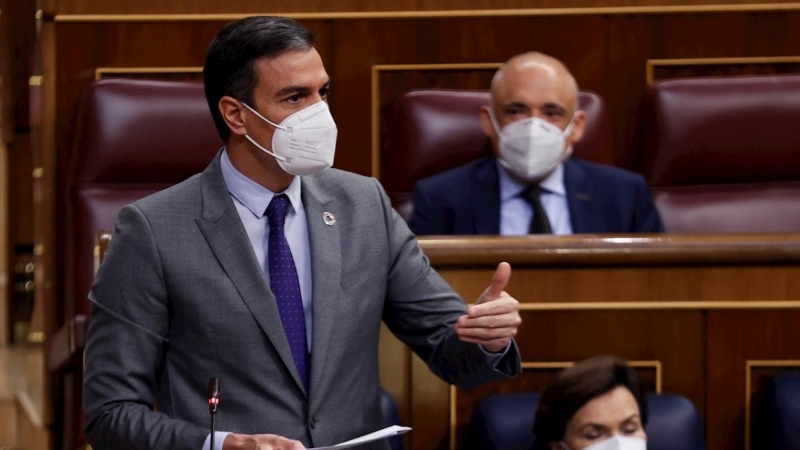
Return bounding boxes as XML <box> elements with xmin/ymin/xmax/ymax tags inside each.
<box><xmin>480</xmin><ymin>262</ymin><xmax>511</xmax><ymax>302</ymax></box>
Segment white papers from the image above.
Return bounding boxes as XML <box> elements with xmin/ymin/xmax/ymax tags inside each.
<box><xmin>309</xmin><ymin>425</ymin><xmax>411</xmax><ymax>449</ymax></box>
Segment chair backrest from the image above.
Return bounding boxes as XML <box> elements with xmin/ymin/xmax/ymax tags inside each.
<box><xmin>65</xmin><ymin>78</ymin><xmax>222</xmax><ymax>324</ymax></box>
<box><xmin>764</xmin><ymin>371</ymin><xmax>800</xmax><ymax>450</ymax></box>
<box><xmin>468</xmin><ymin>392</ymin><xmax>704</xmax><ymax>450</ymax></box>
<box><xmin>60</xmin><ymin>79</ymin><xmax>221</xmax><ymax>450</ymax></box>
<box><xmin>385</xmin><ymin>89</ymin><xmax>613</xmax><ymax>220</ymax></box>
<box><xmin>380</xmin><ymin>388</ymin><xmax>405</xmax><ymax>450</ymax></box>
<box><xmin>640</xmin><ymin>74</ymin><xmax>800</xmax><ymax>232</ymax></box>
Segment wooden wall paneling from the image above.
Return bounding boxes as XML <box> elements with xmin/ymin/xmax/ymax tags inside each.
<box><xmin>647</xmin><ymin>56</ymin><xmax>800</xmax><ymax>83</ymax></box>
<box><xmin>706</xmin><ymin>311</ymin><xmax>800</xmax><ymax>450</ymax></box>
<box><xmin>0</xmin><ymin>0</ymin><xmax>11</xmax><ymax>346</ymax></box>
<box><xmin>605</xmin><ymin>15</ymin><xmax>655</xmax><ymax>170</ymax></box>
<box><xmin>49</xmin><ymin>0</ymin><xmax>800</xmax><ymax>17</ymax></box>
<box><xmin>0</xmin><ymin>132</ymin><xmax>7</xmax><ymax>347</ymax></box>
<box><xmin>35</xmin><ymin>14</ymin><xmax>55</xmax><ymax>433</ymax></box>
<box><xmin>0</xmin><ymin>2</ymin><xmax>12</xmax><ymax>143</ymax></box>
<box><xmin>7</xmin><ymin>0</ymin><xmax>36</xmax><ymax>134</ymax></box>
<box><xmin>6</xmin><ymin>0</ymin><xmax>39</xmax><ymax>274</ymax></box>
<box><xmin>0</xmin><ymin>0</ymin><xmax>36</xmax><ymax>346</ymax></box>
<box><xmin>94</xmin><ymin>68</ymin><xmax>203</xmax><ymax>81</ymax></box>
<box><xmin>332</xmin><ymin>19</ymin><xmax>424</xmax><ymax>178</ymax></box>
<box><xmin>440</xmin><ymin>265</ymin><xmax>800</xmax><ymax>305</ymax></box>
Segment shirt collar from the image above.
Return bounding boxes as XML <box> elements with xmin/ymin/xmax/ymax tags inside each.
<box><xmin>220</xmin><ymin>148</ymin><xmax>303</xmax><ymax>218</ymax></box>
<box><xmin>497</xmin><ymin>158</ymin><xmax>567</xmax><ymax>201</ymax></box>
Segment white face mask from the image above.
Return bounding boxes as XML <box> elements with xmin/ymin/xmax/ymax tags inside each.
<box><xmin>489</xmin><ymin>109</ymin><xmax>576</xmax><ymax>181</ymax></box>
<box><xmin>241</xmin><ymin>100</ymin><xmax>338</xmax><ymax>176</ymax></box>
<box><xmin>561</xmin><ymin>435</ymin><xmax>647</xmax><ymax>450</ymax></box>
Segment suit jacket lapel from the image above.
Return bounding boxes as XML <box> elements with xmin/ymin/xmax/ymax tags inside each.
<box><xmin>564</xmin><ymin>159</ymin><xmax>597</xmax><ymax>233</ymax></box>
<box><xmin>195</xmin><ymin>152</ymin><xmax>308</xmax><ymax>395</ymax></box>
<box><xmin>473</xmin><ymin>157</ymin><xmax>501</xmax><ymax>234</ymax></box>
<box><xmin>301</xmin><ymin>174</ymin><xmax>341</xmax><ymax>397</ymax></box>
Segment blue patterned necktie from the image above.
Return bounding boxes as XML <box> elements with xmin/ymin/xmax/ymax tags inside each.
<box><xmin>265</xmin><ymin>194</ymin><xmax>309</xmax><ymax>390</ymax></box>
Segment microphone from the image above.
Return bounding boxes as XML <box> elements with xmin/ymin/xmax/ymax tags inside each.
<box><xmin>208</xmin><ymin>378</ymin><xmax>220</xmax><ymax>450</ymax></box>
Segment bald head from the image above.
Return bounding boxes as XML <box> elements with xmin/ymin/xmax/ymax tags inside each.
<box><xmin>490</xmin><ymin>52</ymin><xmax>579</xmax><ymax>112</ymax></box>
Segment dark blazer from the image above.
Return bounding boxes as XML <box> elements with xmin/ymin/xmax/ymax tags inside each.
<box><xmin>410</xmin><ymin>156</ymin><xmax>664</xmax><ymax>235</ymax></box>
<box><xmin>83</xmin><ymin>151</ymin><xmax>520</xmax><ymax>450</ymax></box>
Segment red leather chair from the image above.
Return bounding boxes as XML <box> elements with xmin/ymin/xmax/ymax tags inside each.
<box><xmin>49</xmin><ymin>79</ymin><xmax>222</xmax><ymax>450</ymax></box>
<box><xmin>640</xmin><ymin>75</ymin><xmax>800</xmax><ymax>233</ymax></box>
<box><xmin>385</xmin><ymin>89</ymin><xmax>613</xmax><ymax>221</ymax></box>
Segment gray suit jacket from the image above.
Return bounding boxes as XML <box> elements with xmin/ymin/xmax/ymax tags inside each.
<box><xmin>83</xmin><ymin>152</ymin><xmax>520</xmax><ymax>450</ymax></box>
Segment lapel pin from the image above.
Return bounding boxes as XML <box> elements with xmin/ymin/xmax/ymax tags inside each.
<box><xmin>322</xmin><ymin>212</ymin><xmax>336</xmax><ymax>226</ymax></box>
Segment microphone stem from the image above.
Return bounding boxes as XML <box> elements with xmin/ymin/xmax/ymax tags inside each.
<box><xmin>210</xmin><ymin>414</ymin><xmax>217</xmax><ymax>450</ymax></box>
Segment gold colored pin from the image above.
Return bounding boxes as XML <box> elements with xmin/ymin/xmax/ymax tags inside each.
<box><xmin>322</xmin><ymin>212</ymin><xmax>336</xmax><ymax>226</ymax></box>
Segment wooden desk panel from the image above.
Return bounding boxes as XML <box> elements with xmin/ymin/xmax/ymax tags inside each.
<box><xmin>378</xmin><ymin>235</ymin><xmax>800</xmax><ymax>450</ymax></box>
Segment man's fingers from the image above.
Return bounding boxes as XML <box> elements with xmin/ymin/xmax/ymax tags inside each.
<box><xmin>459</xmin><ymin>310</ymin><xmax>521</xmax><ymax>329</ymax></box>
<box><xmin>456</xmin><ymin>325</ymin><xmax>518</xmax><ymax>341</ymax></box>
<box><xmin>477</xmin><ymin>262</ymin><xmax>512</xmax><ymax>304</ymax></box>
<box><xmin>468</xmin><ymin>295</ymin><xmax>517</xmax><ymax>318</ymax></box>
<box><xmin>249</xmin><ymin>435</ymin><xmax>306</xmax><ymax>450</ymax></box>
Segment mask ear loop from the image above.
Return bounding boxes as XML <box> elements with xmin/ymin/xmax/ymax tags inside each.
<box><xmin>487</xmin><ymin>107</ymin><xmax>503</xmax><ymax>136</ymax></box>
<box><xmin>561</xmin><ymin>111</ymin><xmax>579</xmax><ymax>138</ymax></box>
<box><xmin>241</xmin><ymin>102</ymin><xmax>285</xmax><ymax>130</ymax></box>
<box><xmin>556</xmin><ymin>112</ymin><xmax>581</xmax><ymax>163</ymax></box>
<box><xmin>240</xmin><ymin>102</ymin><xmax>288</xmax><ymax>163</ymax></box>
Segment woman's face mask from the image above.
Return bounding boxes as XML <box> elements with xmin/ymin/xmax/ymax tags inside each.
<box><xmin>241</xmin><ymin>100</ymin><xmax>338</xmax><ymax>176</ymax></box>
<box><xmin>561</xmin><ymin>435</ymin><xmax>647</xmax><ymax>450</ymax></box>
<box><xmin>489</xmin><ymin>109</ymin><xmax>576</xmax><ymax>181</ymax></box>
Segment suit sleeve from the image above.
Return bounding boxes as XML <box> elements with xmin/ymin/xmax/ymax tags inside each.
<box><xmin>83</xmin><ymin>204</ymin><xmax>208</xmax><ymax>450</ymax></box>
<box><xmin>408</xmin><ymin>180</ymin><xmax>451</xmax><ymax>235</ymax></box>
<box><xmin>630</xmin><ymin>177</ymin><xmax>665</xmax><ymax>233</ymax></box>
<box><xmin>373</xmin><ymin>178</ymin><xmax>520</xmax><ymax>388</ymax></box>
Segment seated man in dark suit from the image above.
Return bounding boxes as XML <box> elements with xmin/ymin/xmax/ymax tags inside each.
<box><xmin>410</xmin><ymin>52</ymin><xmax>664</xmax><ymax>235</ymax></box>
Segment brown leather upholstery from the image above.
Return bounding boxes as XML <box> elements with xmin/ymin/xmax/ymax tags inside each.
<box><xmin>641</xmin><ymin>75</ymin><xmax>800</xmax><ymax>232</ymax></box>
<box><xmin>385</xmin><ymin>89</ymin><xmax>613</xmax><ymax>220</ymax></box>
<box><xmin>54</xmin><ymin>79</ymin><xmax>222</xmax><ymax>450</ymax></box>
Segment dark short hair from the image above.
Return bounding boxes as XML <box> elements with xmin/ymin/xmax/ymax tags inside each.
<box><xmin>532</xmin><ymin>355</ymin><xmax>648</xmax><ymax>449</ymax></box>
<box><xmin>203</xmin><ymin>16</ymin><xmax>315</xmax><ymax>141</ymax></box>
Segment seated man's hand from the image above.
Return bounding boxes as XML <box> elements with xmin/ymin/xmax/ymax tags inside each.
<box><xmin>455</xmin><ymin>262</ymin><xmax>521</xmax><ymax>353</ymax></box>
<box><xmin>223</xmin><ymin>433</ymin><xmax>305</xmax><ymax>450</ymax></box>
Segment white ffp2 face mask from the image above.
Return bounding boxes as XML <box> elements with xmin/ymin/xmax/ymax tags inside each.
<box><xmin>562</xmin><ymin>435</ymin><xmax>647</xmax><ymax>450</ymax></box>
<box><xmin>489</xmin><ymin>110</ymin><xmax>575</xmax><ymax>181</ymax></box>
<box><xmin>241</xmin><ymin>100</ymin><xmax>338</xmax><ymax>176</ymax></box>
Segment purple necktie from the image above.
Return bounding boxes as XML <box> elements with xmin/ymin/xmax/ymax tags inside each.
<box><xmin>265</xmin><ymin>194</ymin><xmax>309</xmax><ymax>390</ymax></box>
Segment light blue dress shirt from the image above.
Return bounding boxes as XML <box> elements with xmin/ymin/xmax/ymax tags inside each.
<box><xmin>497</xmin><ymin>161</ymin><xmax>573</xmax><ymax>235</ymax></box>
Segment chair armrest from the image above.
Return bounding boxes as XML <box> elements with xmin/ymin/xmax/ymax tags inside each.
<box><xmin>47</xmin><ymin>314</ymin><xmax>88</xmax><ymax>372</ymax></box>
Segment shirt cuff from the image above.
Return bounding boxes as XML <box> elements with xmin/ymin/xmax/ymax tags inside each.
<box><xmin>480</xmin><ymin>342</ymin><xmax>512</xmax><ymax>361</ymax></box>
<box><xmin>203</xmin><ymin>431</ymin><xmax>232</xmax><ymax>450</ymax></box>
<box><xmin>481</xmin><ymin>340</ymin><xmax>522</xmax><ymax>376</ymax></box>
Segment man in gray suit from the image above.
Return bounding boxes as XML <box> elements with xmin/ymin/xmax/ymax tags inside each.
<box><xmin>83</xmin><ymin>16</ymin><xmax>522</xmax><ymax>450</ymax></box>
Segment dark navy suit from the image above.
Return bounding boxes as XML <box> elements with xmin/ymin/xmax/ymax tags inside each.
<box><xmin>410</xmin><ymin>155</ymin><xmax>664</xmax><ymax>235</ymax></box>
